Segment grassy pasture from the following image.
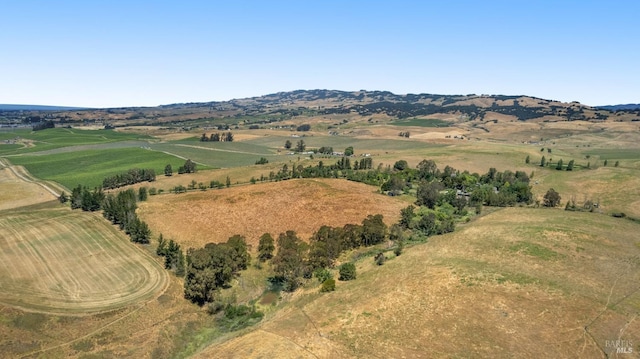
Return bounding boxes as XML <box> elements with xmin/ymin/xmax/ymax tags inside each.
<box><xmin>0</xmin><ymin>128</ymin><xmax>151</xmax><ymax>155</ymax></box>
<box><xmin>199</xmin><ymin>208</ymin><xmax>640</xmax><ymax>358</ymax></box>
<box><xmin>0</xmin><ymin>205</ymin><xmax>169</xmax><ymax>314</ymax></box>
<box><xmin>7</xmin><ymin>147</ymin><xmax>188</xmax><ymax>189</ymax></box>
<box><xmin>390</xmin><ymin>118</ymin><xmax>451</xmax><ymax>127</ymax></box>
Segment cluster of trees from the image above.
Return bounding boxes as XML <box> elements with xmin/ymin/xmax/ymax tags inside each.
<box><xmin>398</xmin><ymin>131</ymin><xmax>410</xmax><ymax>138</ymax></box>
<box><xmin>102</xmin><ymin>168</ymin><xmax>156</xmax><ymax>189</ymax></box>
<box><xmin>378</xmin><ymin>159</ymin><xmax>533</xmax><ymax>207</ymax></box>
<box><xmin>70</xmin><ymin>185</ymin><xmax>104</xmax><ymax>211</ymax></box>
<box><xmin>265</xmin><ymin>214</ymin><xmax>387</xmax><ymax>291</ymax></box>
<box><xmin>102</xmin><ymin>188</ymin><xmax>151</xmax><ymax>243</ymax></box>
<box><xmin>255</xmin><ymin>157</ymin><xmax>269</xmax><ymax>165</ymax></box>
<box><xmin>183</xmin><ymin>235</ymin><xmax>250</xmax><ymax>305</ymax></box>
<box><xmin>296</xmin><ymin>124</ymin><xmax>311</xmax><ymax>131</ymax></box>
<box><xmin>66</xmin><ymin>185</ymin><xmax>152</xmax><ymax>244</ymax></box>
<box><xmin>200</xmin><ymin>132</ymin><xmax>234</xmax><ymax>142</ymax></box>
<box><xmin>177</xmin><ymin>159</ymin><xmax>196</xmax><ymax>174</ymax></box>
<box><xmin>32</xmin><ymin>120</ymin><xmax>56</xmax><ymax>131</ymax></box>
<box><xmin>157</xmin><ymin>234</ymin><xmax>185</xmax><ymax>276</ymax></box>
<box><xmin>264</xmin><ymin>157</ymin><xmax>375</xmax><ymax>182</ymax></box>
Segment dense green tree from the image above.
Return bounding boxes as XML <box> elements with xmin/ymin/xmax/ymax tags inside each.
<box><xmin>284</xmin><ymin>140</ymin><xmax>292</xmax><ymax>149</ymax></box>
<box><xmin>399</xmin><ymin>205</ymin><xmax>415</xmax><ymax>229</ymax></box>
<box><xmin>361</xmin><ymin>214</ymin><xmax>387</xmax><ymax>246</ymax></box>
<box><xmin>603</xmin><ymin>159</ymin><xmax>608</xmax><ymax>166</ymax></box>
<box><xmin>525</xmin><ymin>155</ymin><xmax>530</xmax><ymax>164</ymax></box>
<box><xmin>226</xmin><ymin>235</ymin><xmax>250</xmax><ymax>271</ymax></box>
<box><xmin>338</xmin><ymin>262</ymin><xmax>356</xmax><ymax>281</ymax></box>
<box><xmin>393</xmin><ymin>160</ymin><xmax>408</xmax><ymax>171</ymax></box>
<box><xmin>540</xmin><ymin>156</ymin><xmax>546</xmax><ymax>167</ymax></box>
<box><xmin>58</xmin><ymin>191</ymin><xmax>68</xmax><ymax>204</ymax></box>
<box><xmin>344</xmin><ymin>146</ymin><xmax>354</xmax><ymax>156</ymax></box>
<box><xmin>156</xmin><ymin>234</ymin><xmax>167</xmax><ymax>256</ymax></box>
<box><xmin>164</xmin><ymin>164</ymin><xmax>173</xmax><ymax>176</ymax></box>
<box><xmin>226</xmin><ymin>175</ymin><xmax>231</xmax><ymax>188</ymax></box>
<box><xmin>272</xmin><ymin>231</ymin><xmax>306</xmax><ymax>291</ymax></box>
<box><xmin>556</xmin><ymin>159</ymin><xmax>563</xmax><ymax>170</ymax></box>
<box><xmin>258</xmin><ymin>233</ymin><xmax>275</xmax><ymax>262</ymax></box>
<box><xmin>138</xmin><ymin>187</ymin><xmax>148</xmax><ymax>201</ymax></box>
<box><xmin>417</xmin><ymin>159</ymin><xmax>438</xmax><ymax>181</ymax></box>
<box><xmin>179</xmin><ymin>159</ymin><xmax>197</xmax><ymax>174</ymax></box>
<box><xmin>308</xmin><ymin>225</ymin><xmax>342</xmax><ymax>269</ymax></box>
<box><xmin>296</xmin><ymin>139</ymin><xmax>306</xmax><ymax>152</ymax></box>
<box><xmin>615</xmin><ymin>161</ymin><xmax>619</xmax><ymax>167</ymax></box>
<box><xmin>416</xmin><ymin>181</ymin><xmax>442</xmax><ymax>209</ymax></box>
<box><xmin>543</xmin><ymin>188</ymin><xmax>561</xmax><ymax>207</ymax></box>
<box><xmin>566</xmin><ymin>160</ymin><xmax>574</xmax><ymax>171</ymax></box>
<box><xmin>340</xmin><ymin>223</ymin><xmax>363</xmax><ymax>250</ymax></box>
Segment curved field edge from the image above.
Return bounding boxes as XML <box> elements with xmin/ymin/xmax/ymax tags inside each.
<box><xmin>0</xmin><ymin>207</ymin><xmax>169</xmax><ymax>315</ymax></box>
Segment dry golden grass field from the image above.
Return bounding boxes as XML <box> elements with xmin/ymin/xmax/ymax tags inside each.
<box><xmin>196</xmin><ymin>208</ymin><xmax>640</xmax><ymax>359</ymax></box>
<box><xmin>138</xmin><ymin>178</ymin><xmax>408</xmax><ymax>250</ymax></box>
<box><xmin>0</xmin><ymin>208</ymin><xmax>169</xmax><ymax>314</ymax></box>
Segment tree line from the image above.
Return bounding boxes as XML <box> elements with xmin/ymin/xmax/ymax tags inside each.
<box><xmin>200</xmin><ymin>132</ymin><xmax>234</xmax><ymax>142</ymax></box>
<box><xmin>102</xmin><ymin>168</ymin><xmax>156</xmax><ymax>189</ymax></box>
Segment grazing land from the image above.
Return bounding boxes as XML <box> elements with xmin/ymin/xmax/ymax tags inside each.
<box><xmin>197</xmin><ymin>208</ymin><xmax>640</xmax><ymax>358</ymax></box>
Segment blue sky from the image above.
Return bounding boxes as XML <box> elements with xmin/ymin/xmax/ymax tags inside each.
<box><xmin>1</xmin><ymin>1</ymin><xmax>638</xmax><ymax>107</ymax></box>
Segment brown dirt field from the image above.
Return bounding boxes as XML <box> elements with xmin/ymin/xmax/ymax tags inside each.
<box><xmin>138</xmin><ymin>178</ymin><xmax>407</xmax><ymax>250</ymax></box>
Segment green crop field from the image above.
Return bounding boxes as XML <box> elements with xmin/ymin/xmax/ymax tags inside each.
<box><xmin>0</xmin><ymin>205</ymin><xmax>168</xmax><ymax>314</ymax></box>
<box><xmin>7</xmin><ymin>147</ymin><xmax>190</xmax><ymax>189</ymax></box>
<box><xmin>0</xmin><ymin>128</ymin><xmax>152</xmax><ymax>155</ymax></box>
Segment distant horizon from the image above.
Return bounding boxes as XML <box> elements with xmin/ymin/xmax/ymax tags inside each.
<box><xmin>1</xmin><ymin>89</ymin><xmax>638</xmax><ymax>110</ymax></box>
<box><xmin>2</xmin><ymin>1</ymin><xmax>638</xmax><ymax>109</ymax></box>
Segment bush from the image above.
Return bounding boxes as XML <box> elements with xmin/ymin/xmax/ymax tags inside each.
<box><xmin>394</xmin><ymin>240</ymin><xmax>404</xmax><ymax>256</ymax></box>
<box><xmin>375</xmin><ymin>252</ymin><xmax>386</xmax><ymax>266</ymax></box>
<box><xmin>320</xmin><ymin>278</ymin><xmax>336</xmax><ymax>292</ymax></box>
<box><xmin>338</xmin><ymin>262</ymin><xmax>356</xmax><ymax>281</ymax></box>
<box><xmin>314</xmin><ymin>268</ymin><xmax>333</xmax><ymax>283</ymax></box>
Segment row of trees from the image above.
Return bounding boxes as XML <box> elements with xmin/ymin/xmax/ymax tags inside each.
<box><xmin>102</xmin><ymin>188</ymin><xmax>151</xmax><ymax>243</ymax></box>
<box><xmin>65</xmin><ymin>185</ymin><xmax>152</xmax><ymax>244</ymax></box>
<box><xmin>200</xmin><ymin>132</ymin><xmax>234</xmax><ymax>142</ymax></box>
<box><xmin>102</xmin><ymin>168</ymin><xmax>156</xmax><ymax>189</ymax></box>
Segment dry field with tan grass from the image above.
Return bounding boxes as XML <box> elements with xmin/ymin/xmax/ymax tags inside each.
<box><xmin>0</xmin><ymin>208</ymin><xmax>169</xmax><ymax>314</ymax></box>
<box><xmin>197</xmin><ymin>208</ymin><xmax>640</xmax><ymax>358</ymax></box>
<box><xmin>138</xmin><ymin>178</ymin><xmax>408</xmax><ymax>250</ymax></box>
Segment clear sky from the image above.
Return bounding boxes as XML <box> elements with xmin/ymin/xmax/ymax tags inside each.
<box><xmin>1</xmin><ymin>1</ymin><xmax>638</xmax><ymax>108</ymax></box>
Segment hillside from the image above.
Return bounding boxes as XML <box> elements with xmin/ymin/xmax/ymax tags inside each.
<box><xmin>2</xmin><ymin>90</ymin><xmax>639</xmax><ymax>128</ymax></box>
<box><xmin>196</xmin><ymin>208</ymin><xmax>640</xmax><ymax>358</ymax></box>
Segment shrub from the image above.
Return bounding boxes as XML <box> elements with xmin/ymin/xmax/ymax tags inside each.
<box><xmin>320</xmin><ymin>278</ymin><xmax>336</xmax><ymax>292</ymax></box>
<box><xmin>338</xmin><ymin>262</ymin><xmax>356</xmax><ymax>281</ymax></box>
<box><xmin>375</xmin><ymin>252</ymin><xmax>386</xmax><ymax>266</ymax></box>
<box><xmin>314</xmin><ymin>268</ymin><xmax>333</xmax><ymax>283</ymax></box>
